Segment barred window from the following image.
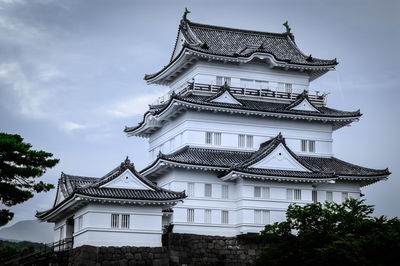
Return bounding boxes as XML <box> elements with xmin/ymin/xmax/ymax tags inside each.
<box><xmin>205</xmin><ymin>184</ymin><xmax>212</xmax><ymax>197</ymax></box>
<box><xmin>216</xmin><ymin>76</ymin><xmax>223</xmax><ymax>86</ymax></box>
<box><xmin>294</xmin><ymin>189</ymin><xmax>302</xmax><ymax>200</ymax></box>
<box><xmin>342</xmin><ymin>192</ymin><xmax>349</xmax><ymax>202</ymax></box>
<box><xmin>309</xmin><ymin>140</ymin><xmax>315</xmax><ymax>152</ymax></box>
<box><xmin>246</xmin><ymin>135</ymin><xmax>253</xmax><ymax>148</ymax></box>
<box><xmin>301</xmin><ymin>140</ymin><xmax>307</xmax><ymax>152</ymax></box>
<box><xmin>223</xmin><ymin>77</ymin><xmax>231</xmax><ymax>86</ymax></box>
<box><xmin>255</xmin><ymin>80</ymin><xmax>269</xmax><ymax>90</ymax></box>
<box><xmin>254</xmin><ymin>186</ymin><xmax>261</xmax><ymax>198</ymax></box>
<box><xmin>111</xmin><ymin>214</ymin><xmax>119</xmax><ymax>228</ymax></box>
<box><xmin>287</xmin><ymin>189</ymin><xmax>294</xmax><ymax>200</ymax></box>
<box><xmin>121</xmin><ymin>214</ymin><xmax>130</xmax><ymax>229</ymax></box>
<box><xmin>206</xmin><ymin>132</ymin><xmax>221</xmax><ymax>146</ymax></box>
<box><xmin>188</xmin><ymin>182</ymin><xmax>195</xmax><ymax>197</ymax></box>
<box><xmin>238</xmin><ymin>134</ymin><xmax>245</xmax><ymax>147</ymax></box>
<box><xmin>285</xmin><ymin>83</ymin><xmax>292</xmax><ymax>93</ymax></box>
<box><xmin>187</xmin><ymin>209</ymin><xmax>194</xmax><ymax>223</ymax></box>
<box><xmin>205</xmin><ymin>132</ymin><xmax>212</xmax><ymax>144</ymax></box>
<box><xmin>312</xmin><ymin>190</ymin><xmax>317</xmax><ymax>203</ymax></box>
<box><xmin>221</xmin><ymin>211</ymin><xmax>229</xmax><ymax>224</ymax></box>
<box><xmin>326</xmin><ymin>191</ymin><xmax>333</xmax><ymax>202</ymax></box>
<box><xmin>222</xmin><ymin>185</ymin><xmax>229</xmax><ymax>199</ymax></box>
<box><xmin>204</xmin><ymin>209</ymin><xmax>211</xmax><ymax>224</ymax></box>
<box><xmin>301</xmin><ymin>140</ymin><xmax>316</xmax><ymax>153</ymax></box>
<box><xmin>262</xmin><ymin>187</ymin><xmax>270</xmax><ymax>199</ymax></box>
<box><xmin>214</xmin><ymin>133</ymin><xmax>221</xmax><ymax>145</ymax></box>
<box><xmin>254</xmin><ymin>210</ymin><xmax>262</xmax><ymax>224</ymax></box>
<box><xmin>78</xmin><ymin>216</ymin><xmax>83</xmax><ymax>230</ymax></box>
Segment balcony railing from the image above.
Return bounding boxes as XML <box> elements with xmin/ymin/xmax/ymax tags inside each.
<box><xmin>152</xmin><ymin>82</ymin><xmax>327</xmax><ymax>106</ymax></box>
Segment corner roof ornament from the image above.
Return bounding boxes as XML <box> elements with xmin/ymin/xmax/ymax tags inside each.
<box><xmin>283</xmin><ymin>20</ymin><xmax>291</xmax><ymax>34</ymax></box>
<box><xmin>183</xmin><ymin>7</ymin><xmax>191</xmax><ymax>21</ymax></box>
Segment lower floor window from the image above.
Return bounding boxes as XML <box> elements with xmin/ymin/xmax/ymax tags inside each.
<box><xmin>111</xmin><ymin>214</ymin><xmax>119</xmax><ymax>228</ymax></box>
<box><xmin>254</xmin><ymin>210</ymin><xmax>270</xmax><ymax>224</ymax></box>
<box><xmin>187</xmin><ymin>208</ymin><xmax>194</xmax><ymax>223</ymax></box>
<box><xmin>122</xmin><ymin>214</ymin><xmax>130</xmax><ymax>229</ymax></box>
<box><xmin>221</xmin><ymin>210</ymin><xmax>229</xmax><ymax>224</ymax></box>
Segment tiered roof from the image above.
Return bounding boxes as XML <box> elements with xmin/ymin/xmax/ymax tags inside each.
<box><xmin>36</xmin><ymin>157</ymin><xmax>186</xmax><ymax>222</ymax></box>
<box><xmin>125</xmin><ymin>84</ymin><xmax>361</xmax><ymax>137</ymax></box>
<box><xmin>145</xmin><ymin>18</ymin><xmax>338</xmax><ymax>84</ymax></box>
<box><xmin>141</xmin><ymin>134</ymin><xmax>389</xmax><ymax>186</ymax></box>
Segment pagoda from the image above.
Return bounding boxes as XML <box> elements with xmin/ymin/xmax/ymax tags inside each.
<box><xmin>124</xmin><ymin>13</ymin><xmax>390</xmax><ymax>236</ymax></box>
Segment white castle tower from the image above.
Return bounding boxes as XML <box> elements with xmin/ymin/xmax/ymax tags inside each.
<box><xmin>124</xmin><ymin>14</ymin><xmax>390</xmax><ymax>236</ymax></box>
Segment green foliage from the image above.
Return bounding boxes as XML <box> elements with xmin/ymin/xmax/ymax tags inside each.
<box><xmin>0</xmin><ymin>133</ymin><xmax>59</xmax><ymax>226</ymax></box>
<box><xmin>255</xmin><ymin>199</ymin><xmax>400</xmax><ymax>266</ymax></box>
<box><xmin>0</xmin><ymin>239</ymin><xmax>46</xmax><ymax>259</ymax></box>
<box><xmin>163</xmin><ymin>223</ymin><xmax>174</xmax><ymax>234</ymax></box>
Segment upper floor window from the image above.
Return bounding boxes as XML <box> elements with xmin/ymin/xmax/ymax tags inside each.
<box><xmin>301</xmin><ymin>140</ymin><xmax>316</xmax><ymax>153</ymax></box>
<box><xmin>254</xmin><ymin>186</ymin><xmax>270</xmax><ymax>199</ymax></box>
<box><xmin>205</xmin><ymin>184</ymin><xmax>212</xmax><ymax>197</ymax></box>
<box><xmin>238</xmin><ymin>134</ymin><xmax>253</xmax><ymax>148</ymax></box>
<box><xmin>285</xmin><ymin>83</ymin><xmax>292</xmax><ymax>93</ymax></box>
<box><xmin>78</xmin><ymin>216</ymin><xmax>83</xmax><ymax>231</ymax></box>
<box><xmin>326</xmin><ymin>191</ymin><xmax>333</xmax><ymax>202</ymax></box>
<box><xmin>312</xmin><ymin>190</ymin><xmax>317</xmax><ymax>203</ymax></box>
<box><xmin>205</xmin><ymin>132</ymin><xmax>221</xmax><ymax>146</ymax></box>
<box><xmin>216</xmin><ymin>76</ymin><xmax>231</xmax><ymax>86</ymax></box>
<box><xmin>294</xmin><ymin>189</ymin><xmax>302</xmax><ymax>200</ymax></box>
<box><xmin>342</xmin><ymin>192</ymin><xmax>349</xmax><ymax>202</ymax></box>
<box><xmin>188</xmin><ymin>182</ymin><xmax>195</xmax><ymax>197</ymax></box>
<box><xmin>222</xmin><ymin>185</ymin><xmax>229</xmax><ymax>199</ymax></box>
<box><xmin>255</xmin><ymin>80</ymin><xmax>269</xmax><ymax>90</ymax></box>
<box><xmin>221</xmin><ymin>211</ymin><xmax>229</xmax><ymax>224</ymax></box>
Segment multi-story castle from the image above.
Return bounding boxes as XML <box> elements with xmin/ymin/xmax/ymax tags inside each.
<box><xmin>37</xmin><ymin>13</ymin><xmax>390</xmax><ymax>248</ymax></box>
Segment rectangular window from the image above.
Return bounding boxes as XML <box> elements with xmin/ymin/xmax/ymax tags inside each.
<box><xmin>254</xmin><ymin>210</ymin><xmax>261</xmax><ymax>224</ymax></box>
<box><xmin>59</xmin><ymin>226</ymin><xmax>64</xmax><ymax>240</ymax></box>
<box><xmin>121</xmin><ymin>214</ymin><xmax>130</xmax><ymax>229</ymax></box>
<box><xmin>216</xmin><ymin>76</ymin><xmax>223</xmax><ymax>86</ymax></box>
<box><xmin>254</xmin><ymin>186</ymin><xmax>261</xmax><ymax>198</ymax></box>
<box><xmin>78</xmin><ymin>216</ymin><xmax>83</xmax><ymax>230</ymax></box>
<box><xmin>205</xmin><ymin>184</ymin><xmax>212</xmax><ymax>197</ymax></box>
<box><xmin>287</xmin><ymin>189</ymin><xmax>294</xmax><ymax>200</ymax></box>
<box><xmin>205</xmin><ymin>132</ymin><xmax>212</xmax><ymax>144</ymax></box>
<box><xmin>255</xmin><ymin>80</ymin><xmax>269</xmax><ymax>90</ymax></box>
<box><xmin>309</xmin><ymin>140</ymin><xmax>315</xmax><ymax>153</ymax></box>
<box><xmin>262</xmin><ymin>187</ymin><xmax>270</xmax><ymax>199</ymax></box>
<box><xmin>223</xmin><ymin>77</ymin><xmax>231</xmax><ymax>86</ymax></box>
<box><xmin>312</xmin><ymin>190</ymin><xmax>317</xmax><ymax>203</ymax></box>
<box><xmin>204</xmin><ymin>209</ymin><xmax>211</xmax><ymax>224</ymax></box>
<box><xmin>187</xmin><ymin>209</ymin><xmax>194</xmax><ymax>223</ymax></box>
<box><xmin>221</xmin><ymin>211</ymin><xmax>229</xmax><ymax>224</ymax></box>
<box><xmin>214</xmin><ymin>133</ymin><xmax>221</xmax><ymax>145</ymax></box>
<box><xmin>246</xmin><ymin>135</ymin><xmax>253</xmax><ymax>148</ymax></box>
<box><xmin>342</xmin><ymin>192</ymin><xmax>349</xmax><ymax>202</ymax></box>
<box><xmin>222</xmin><ymin>185</ymin><xmax>229</xmax><ymax>199</ymax></box>
<box><xmin>294</xmin><ymin>189</ymin><xmax>302</xmax><ymax>200</ymax></box>
<box><xmin>301</xmin><ymin>140</ymin><xmax>307</xmax><ymax>152</ymax></box>
<box><xmin>188</xmin><ymin>182</ymin><xmax>195</xmax><ymax>197</ymax></box>
<box><xmin>240</xmin><ymin>79</ymin><xmax>254</xmax><ymax>89</ymax></box>
<box><xmin>326</xmin><ymin>191</ymin><xmax>333</xmax><ymax>202</ymax></box>
<box><xmin>111</xmin><ymin>214</ymin><xmax>119</xmax><ymax>228</ymax></box>
<box><xmin>238</xmin><ymin>134</ymin><xmax>245</xmax><ymax>147</ymax></box>
<box><xmin>262</xmin><ymin>210</ymin><xmax>270</xmax><ymax>224</ymax></box>
<box><xmin>285</xmin><ymin>83</ymin><xmax>293</xmax><ymax>93</ymax></box>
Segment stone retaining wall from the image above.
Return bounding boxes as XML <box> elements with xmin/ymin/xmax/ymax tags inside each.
<box><xmin>59</xmin><ymin>233</ymin><xmax>262</xmax><ymax>266</ymax></box>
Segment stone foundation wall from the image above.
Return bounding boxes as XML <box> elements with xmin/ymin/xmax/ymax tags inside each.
<box><xmin>60</xmin><ymin>233</ymin><xmax>262</xmax><ymax>266</ymax></box>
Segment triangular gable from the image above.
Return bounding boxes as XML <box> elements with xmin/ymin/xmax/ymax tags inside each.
<box><xmin>289</xmin><ymin>98</ymin><xmax>320</xmax><ymax>112</ymax></box>
<box><xmin>100</xmin><ymin>169</ymin><xmax>154</xmax><ymax>190</ymax></box>
<box><xmin>249</xmin><ymin>143</ymin><xmax>311</xmax><ymax>172</ymax></box>
<box><xmin>210</xmin><ymin>90</ymin><xmax>242</xmax><ymax>105</ymax></box>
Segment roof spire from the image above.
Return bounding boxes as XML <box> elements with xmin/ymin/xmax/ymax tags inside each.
<box><xmin>183</xmin><ymin>7</ymin><xmax>190</xmax><ymax>21</ymax></box>
<box><xmin>283</xmin><ymin>20</ymin><xmax>291</xmax><ymax>34</ymax></box>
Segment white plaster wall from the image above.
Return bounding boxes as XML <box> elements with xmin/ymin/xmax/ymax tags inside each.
<box><xmin>169</xmin><ymin>61</ymin><xmax>310</xmax><ymax>93</ymax></box>
<box><xmin>148</xmin><ymin>111</ymin><xmax>333</xmax><ymax>162</ymax></box>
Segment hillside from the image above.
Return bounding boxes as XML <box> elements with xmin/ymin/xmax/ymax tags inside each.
<box><xmin>0</xmin><ymin>220</ymin><xmax>53</xmax><ymax>243</ymax></box>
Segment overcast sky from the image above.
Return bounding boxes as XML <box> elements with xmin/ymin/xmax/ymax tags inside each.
<box><xmin>0</xmin><ymin>0</ymin><xmax>399</xmax><ymax>227</ymax></box>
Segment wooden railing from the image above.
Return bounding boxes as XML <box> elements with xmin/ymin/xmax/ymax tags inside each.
<box><xmin>153</xmin><ymin>82</ymin><xmax>327</xmax><ymax>106</ymax></box>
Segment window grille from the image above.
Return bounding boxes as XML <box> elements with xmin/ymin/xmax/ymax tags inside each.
<box><xmin>223</xmin><ymin>77</ymin><xmax>231</xmax><ymax>86</ymax></box>
<box><xmin>342</xmin><ymin>192</ymin><xmax>349</xmax><ymax>202</ymax></box>
<box><xmin>294</xmin><ymin>189</ymin><xmax>302</xmax><ymax>200</ymax></box>
<box><xmin>326</xmin><ymin>191</ymin><xmax>333</xmax><ymax>202</ymax></box>
<box><xmin>204</xmin><ymin>209</ymin><xmax>211</xmax><ymax>224</ymax></box>
<box><xmin>188</xmin><ymin>182</ymin><xmax>195</xmax><ymax>197</ymax></box>
<box><xmin>262</xmin><ymin>210</ymin><xmax>270</xmax><ymax>224</ymax></box>
<box><xmin>238</xmin><ymin>134</ymin><xmax>245</xmax><ymax>147</ymax></box>
<box><xmin>216</xmin><ymin>76</ymin><xmax>223</xmax><ymax>86</ymax></box>
<box><xmin>222</xmin><ymin>185</ymin><xmax>229</xmax><ymax>199</ymax></box>
<box><xmin>285</xmin><ymin>83</ymin><xmax>292</xmax><ymax>93</ymax></box>
<box><xmin>111</xmin><ymin>214</ymin><xmax>119</xmax><ymax>228</ymax></box>
<box><xmin>262</xmin><ymin>187</ymin><xmax>270</xmax><ymax>199</ymax></box>
<box><xmin>312</xmin><ymin>190</ymin><xmax>317</xmax><ymax>203</ymax></box>
<box><xmin>254</xmin><ymin>210</ymin><xmax>261</xmax><ymax>224</ymax></box>
<box><xmin>205</xmin><ymin>184</ymin><xmax>212</xmax><ymax>197</ymax></box>
<box><xmin>240</xmin><ymin>79</ymin><xmax>254</xmax><ymax>89</ymax></box>
<box><xmin>78</xmin><ymin>216</ymin><xmax>83</xmax><ymax>230</ymax></box>
<box><xmin>121</xmin><ymin>214</ymin><xmax>130</xmax><ymax>229</ymax></box>
<box><xmin>221</xmin><ymin>211</ymin><xmax>229</xmax><ymax>224</ymax></box>
<box><xmin>255</xmin><ymin>80</ymin><xmax>269</xmax><ymax>90</ymax></box>
<box><xmin>205</xmin><ymin>132</ymin><xmax>212</xmax><ymax>144</ymax></box>
<box><xmin>254</xmin><ymin>186</ymin><xmax>261</xmax><ymax>198</ymax></box>
<box><xmin>301</xmin><ymin>140</ymin><xmax>307</xmax><ymax>152</ymax></box>
<box><xmin>287</xmin><ymin>189</ymin><xmax>294</xmax><ymax>200</ymax></box>
<box><xmin>214</xmin><ymin>133</ymin><xmax>221</xmax><ymax>145</ymax></box>
<box><xmin>187</xmin><ymin>209</ymin><xmax>194</xmax><ymax>223</ymax></box>
<box><xmin>309</xmin><ymin>140</ymin><xmax>315</xmax><ymax>152</ymax></box>
<box><xmin>246</xmin><ymin>135</ymin><xmax>253</xmax><ymax>148</ymax></box>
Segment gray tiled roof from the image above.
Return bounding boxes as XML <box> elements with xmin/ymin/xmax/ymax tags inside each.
<box><xmin>149</xmin><ymin>144</ymin><xmax>389</xmax><ymax>178</ymax></box>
